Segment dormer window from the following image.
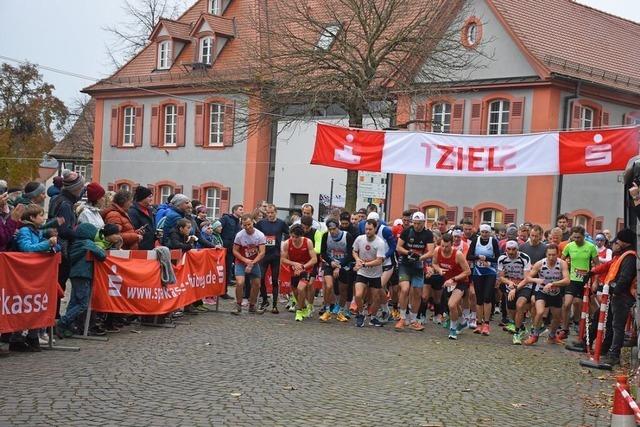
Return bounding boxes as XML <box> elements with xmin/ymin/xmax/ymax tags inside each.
<box><xmin>158</xmin><ymin>40</ymin><xmax>172</xmax><ymax>69</ymax></box>
<box><xmin>209</xmin><ymin>0</ymin><xmax>221</xmax><ymax>15</ymax></box>
<box><xmin>199</xmin><ymin>37</ymin><xmax>214</xmax><ymax>64</ymax></box>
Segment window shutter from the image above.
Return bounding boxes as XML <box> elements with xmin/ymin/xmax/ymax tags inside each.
<box><xmin>110</xmin><ymin>107</ymin><xmax>119</xmax><ymax>147</ymax></box>
<box><xmin>463</xmin><ymin>207</ymin><xmax>473</xmax><ymax>221</ymax></box>
<box><xmin>195</xmin><ymin>104</ymin><xmax>205</xmax><ymax>147</ymax></box>
<box><xmin>175</xmin><ymin>185</ymin><xmax>183</xmax><ymax>195</ymax></box>
<box><xmin>504</xmin><ymin>209</ymin><xmax>517</xmax><ymax>225</ymax></box>
<box><xmin>223</xmin><ymin>101</ymin><xmax>235</xmax><ymax>147</ymax></box>
<box><xmin>192</xmin><ymin>185</ymin><xmax>201</xmax><ymax>202</ymax></box>
<box><xmin>509</xmin><ymin>97</ymin><xmax>525</xmax><ymax>134</ymax></box>
<box><xmin>570</xmin><ymin>101</ymin><xmax>581</xmax><ymax>129</ymax></box>
<box><xmin>220</xmin><ymin>187</ymin><xmax>230</xmax><ymax>216</ymax></box>
<box><xmin>150</xmin><ymin>106</ymin><xmax>159</xmax><ymax>147</ymax></box>
<box><xmin>415</xmin><ymin>104</ymin><xmax>426</xmax><ymax>131</ymax></box>
<box><xmin>134</xmin><ymin>106</ymin><xmax>144</xmax><ymax>147</ymax></box>
<box><xmin>176</xmin><ymin>103</ymin><xmax>186</xmax><ymax>147</ymax></box>
<box><xmin>601</xmin><ymin>111</ymin><xmax>609</xmax><ymax>128</ymax></box>
<box><xmin>470</xmin><ymin>101</ymin><xmax>482</xmax><ymax>134</ymax></box>
<box><xmin>107</xmin><ymin>183</ymin><xmax>115</xmax><ymax>191</ymax></box>
<box><xmin>451</xmin><ymin>101</ymin><xmax>465</xmax><ymax>134</ymax></box>
<box><xmin>594</xmin><ymin>216</ymin><xmax>604</xmax><ymax>233</ymax></box>
<box><xmin>446</xmin><ymin>207</ymin><xmax>457</xmax><ymax>224</ymax></box>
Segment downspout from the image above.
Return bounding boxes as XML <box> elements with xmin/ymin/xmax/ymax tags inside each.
<box><xmin>555</xmin><ymin>81</ymin><xmax>582</xmax><ymax>218</ymax></box>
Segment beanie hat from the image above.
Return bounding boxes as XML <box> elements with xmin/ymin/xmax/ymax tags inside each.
<box><xmin>196</xmin><ymin>205</ymin><xmax>207</xmax><ymax>214</ymax></box>
<box><xmin>102</xmin><ymin>223</ymin><xmax>121</xmax><ymax>238</ymax></box>
<box><xmin>86</xmin><ymin>182</ymin><xmax>105</xmax><ymax>203</ymax></box>
<box><xmin>171</xmin><ymin>193</ymin><xmax>190</xmax><ymax>207</ymax></box>
<box><xmin>615</xmin><ymin>228</ymin><xmax>636</xmax><ymax>246</ymax></box>
<box><xmin>134</xmin><ymin>186</ymin><xmax>152</xmax><ymax>202</ymax></box>
<box><xmin>200</xmin><ymin>222</ymin><xmax>212</xmax><ymax>232</ymax></box>
<box><xmin>47</xmin><ymin>185</ymin><xmax>60</xmax><ymax>198</ymax></box>
<box><xmin>23</xmin><ymin>181</ymin><xmax>45</xmax><ymax>200</ymax></box>
<box><xmin>53</xmin><ymin>176</ymin><xmax>64</xmax><ymax>188</ymax></box>
<box><xmin>212</xmin><ymin>220</ymin><xmax>222</xmax><ymax>230</ymax></box>
<box><xmin>62</xmin><ymin>169</ymin><xmax>85</xmax><ymax>195</ymax></box>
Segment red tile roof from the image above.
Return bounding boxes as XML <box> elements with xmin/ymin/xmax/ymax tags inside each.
<box><xmin>151</xmin><ymin>19</ymin><xmax>192</xmax><ymax>41</ymax></box>
<box><xmin>190</xmin><ymin>14</ymin><xmax>236</xmax><ymax>38</ymax></box>
<box><xmin>490</xmin><ymin>0</ymin><xmax>640</xmax><ymax>94</ymax></box>
<box><xmin>49</xmin><ymin>99</ymin><xmax>95</xmax><ymax>161</ymax></box>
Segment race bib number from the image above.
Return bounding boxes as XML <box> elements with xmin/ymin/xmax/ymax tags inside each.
<box><xmin>265</xmin><ymin>235</ymin><xmax>276</xmax><ymax>247</ymax></box>
<box><xmin>476</xmin><ymin>260</ymin><xmax>488</xmax><ymax>268</ymax></box>
<box><xmin>243</xmin><ymin>245</ymin><xmax>259</xmax><ymax>259</ymax></box>
<box><xmin>574</xmin><ymin>268</ymin><xmax>588</xmax><ymax>280</ymax></box>
<box><xmin>330</xmin><ymin>249</ymin><xmax>345</xmax><ymax>260</ymax></box>
<box><xmin>541</xmin><ymin>282</ymin><xmax>560</xmax><ymax>296</ymax></box>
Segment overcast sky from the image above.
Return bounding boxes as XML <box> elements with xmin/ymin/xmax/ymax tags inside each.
<box><xmin>0</xmin><ymin>0</ymin><xmax>638</xmax><ymax>107</ymax></box>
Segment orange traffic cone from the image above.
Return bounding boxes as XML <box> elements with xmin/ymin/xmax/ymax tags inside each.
<box><xmin>611</xmin><ymin>375</ymin><xmax>637</xmax><ymax>427</ymax></box>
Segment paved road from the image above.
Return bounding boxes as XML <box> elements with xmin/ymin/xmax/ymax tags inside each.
<box><xmin>0</xmin><ymin>298</ymin><xmax>618</xmax><ymax>426</ymax></box>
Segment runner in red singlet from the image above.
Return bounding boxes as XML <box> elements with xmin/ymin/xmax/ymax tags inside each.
<box><xmin>281</xmin><ymin>224</ymin><xmax>317</xmax><ymax>322</ymax></box>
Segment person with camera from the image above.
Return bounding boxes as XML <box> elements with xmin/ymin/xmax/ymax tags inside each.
<box><xmin>128</xmin><ymin>186</ymin><xmax>157</xmax><ymax>250</ymax></box>
<box><xmin>395</xmin><ymin>211</ymin><xmax>434</xmax><ymax>332</ymax></box>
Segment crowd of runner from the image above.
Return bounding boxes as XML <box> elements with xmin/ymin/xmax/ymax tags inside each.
<box><xmin>0</xmin><ymin>174</ymin><xmax>636</xmax><ymax>366</ymax></box>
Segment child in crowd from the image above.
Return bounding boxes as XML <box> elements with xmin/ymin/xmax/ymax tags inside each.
<box><xmin>56</xmin><ymin>223</ymin><xmax>106</xmax><ymax>338</ymax></box>
<box><xmin>12</xmin><ymin>204</ymin><xmax>60</xmax><ymax>351</ymax></box>
<box><xmin>95</xmin><ymin>224</ymin><xmax>124</xmax><ymax>250</ymax></box>
<box><xmin>166</xmin><ymin>218</ymin><xmax>197</xmax><ymax>251</ymax></box>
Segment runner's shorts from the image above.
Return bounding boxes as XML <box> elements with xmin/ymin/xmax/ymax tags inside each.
<box><xmin>355</xmin><ymin>274</ymin><xmax>382</xmax><ymax>289</ymax></box>
<box><xmin>398</xmin><ymin>264</ymin><xmax>424</xmax><ymax>288</ymax></box>
<box><xmin>535</xmin><ymin>290</ymin><xmax>563</xmax><ymax>308</ymax></box>
<box><xmin>506</xmin><ymin>287</ymin><xmax>533</xmax><ymax>311</ymax></box>
<box><xmin>235</xmin><ymin>263</ymin><xmax>262</xmax><ymax>281</ymax></box>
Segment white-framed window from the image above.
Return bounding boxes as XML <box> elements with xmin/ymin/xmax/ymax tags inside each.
<box><xmin>158</xmin><ymin>40</ymin><xmax>172</xmax><ymax>69</ymax></box>
<box><xmin>424</xmin><ymin>206</ymin><xmax>444</xmax><ymax>227</ymax></box>
<box><xmin>488</xmin><ymin>100</ymin><xmax>510</xmax><ymax>135</ymax></box>
<box><xmin>209</xmin><ymin>0</ymin><xmax>221</xmax><ymax>15</ymax></box>
<box><xmin>199</xmin><ymin>37</ymin><xmax>213</xmax><ymax>64</ymax></box>
<box><xmin>431</xmin><ymin>103</ymin><xmax>451</xmax><ymax>133</ymax></box>
<box><xmin>205</xmin><ymin>187</ymin><xmax>221</xmax><ymax>219</ymax></box>
<box><xmin>159</xmin><ymin>185</ymin><xmax>172</xmax><ymax>204</ymax></box>
<box><xmin>580</xmin><ymin>106</ymin><xmax>594</xmax><ymax>130</ymax></box>
<box><xmin>466</xmin><ymin>23</ymin><xmax>478</xmax><ymax>46</ymax></box>
<box><xmin>480</xmin><ymin>209</ymin><xmax>504</xmax><ymax>228</ymax></box>
<box><xmin>316</xmin><ymin>24</ymin><xmax>340</xmax><ymax>50</ymax></box>
<box><xmin>573</xmin><ymin>215</ymin><xmax>589</xmax><ymax>229</ymax></box>
<box><xmin>164</xmin><ymin>104</ymin><xmax>177</xmax><ymax>146</ymax></box>
<box><xmin>122</xmin><ymin>107</ymin><xmax>136</xmax><ymax>146</ymax></box>
<box><xmin>73</xmin><ymin>164</ymin><xmax>87</xmax><ymax>178</ymax></box>
<box><xmin>118</xmin><ymin>183</ymin><xmax>131</xmax><ymax>192</ymax></box>
<box><xmin>208</xmin><ymin>103</ymin><xmax>225</xmax><ymax>146</ymax></box>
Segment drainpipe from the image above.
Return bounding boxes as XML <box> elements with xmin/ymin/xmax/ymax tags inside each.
<box><xmin>555</xmin><ymin>81</ymin><xmax>582</xmax><ymax>219</ymax></box>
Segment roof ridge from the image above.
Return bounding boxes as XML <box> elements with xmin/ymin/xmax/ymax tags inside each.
<box><xmin>177</xmin><ymin>0</ymin><xmax>206</xmax><ymax>25</ymax></box>
<box><xmin>159</xmin><ymin>17</ymin><xmax>191</xmax><ymax>25</ymax></box>
<box><xmin>572</xmin><ymin>0</ymin><xmax>640</xmax><ymax>27</ymax></box>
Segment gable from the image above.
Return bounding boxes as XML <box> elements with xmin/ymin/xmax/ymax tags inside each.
<box><xmin>418</xmin><ymin>0</ymin><xmax>537</xmax><ymax>84</ymax></box>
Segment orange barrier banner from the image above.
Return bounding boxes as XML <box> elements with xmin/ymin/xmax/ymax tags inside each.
<box><xmin>91</xmin><ymin>249</ymin><xmax>226</xmax><ymax>315</ymax></box>
<box><xmin>0</xmin><ymin>253</ymin><xmax>60</xmax><ymax>333</ymax></box>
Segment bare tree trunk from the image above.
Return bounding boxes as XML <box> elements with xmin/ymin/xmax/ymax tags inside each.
<box><xmin>345</xmin><ymin>111</ymin><xmax>363</xmax><ymax>212</ymax></box>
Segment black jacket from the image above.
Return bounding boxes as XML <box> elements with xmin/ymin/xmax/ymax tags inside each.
<box><xmin>611</xmin><ymin>255</ymin><xmax>637</xmax><ymax>297</ymax></box>
<box><xmin>128</xmin><ymin>202</ymin><xmax>157</xmax><ymax>250</ymax></box>
<box><xmin>166</xmin><ymin>229</ymin><xmax>194</xmax><ymax>251</ymax></box>
<box><xmin>48</xmin><ymin>190</ymin><xmax>78</xmax><ymax>254</ymax></box>
<box><xmin>220</xmin><ymin>213</ymin><xmax>240</xmax><ymax>246</ymax></box>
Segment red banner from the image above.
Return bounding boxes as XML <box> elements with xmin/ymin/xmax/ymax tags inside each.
<box><xmin>559</xmin><ymin>127</ymin><xmax>640</xmax><ymax>174</ymax></box>
<box><xmin>311</xmin><ymin>124</ymin><xmax>385</xmax><ymax>172</ymax></box>
<box><xmin>0</xmin><ymin>253</ymin><xmax>60</xmax><ymax>333</ymax></box>
<box><xmin>91</xmin><ymin>249</ymin><xmax>226</xmax><ymax>315</ymax></box>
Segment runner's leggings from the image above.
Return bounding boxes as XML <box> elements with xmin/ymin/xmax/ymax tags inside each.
<box><xmin>473</xmin><ymin>274</ymin><xmax>496</xmax><ymax>305</ymax></box>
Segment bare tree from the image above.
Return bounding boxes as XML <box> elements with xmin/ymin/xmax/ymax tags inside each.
<box><xmin>248</xmin><ymin>0</ymin><xmax>480</xmax><ymax>211</ymax></box>
<box><xmin>104</xmin><ymin>0</ymin><xmax>188</xmax><ymax>69</ymax></box>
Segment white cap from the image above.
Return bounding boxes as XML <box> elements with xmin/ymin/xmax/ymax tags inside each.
<box><xmin>412</xmin><ymin>212</ymin><xmax>425</xmax><ymax>222</ymax></box>
<box><xmin>367</xmin><ymin>212</ymin><xmax>379</xmax><ymax>221</ymax></box>
<box><xmin>506</xmin><ymin>240</ymin><xmax>519</xmax><ymax>249</ymax></box>
<box><xmin>452</xmin><ymin>229</ymin><xmax>463</xmax><ymax>237</ymax></box>
<box><xmin>393</xmin><ymin>219</ymin><xmax>403</xmax><ymax>226</ymax></box>
<box><xmin>479</xmin><ymin>224</ymin><xmax>492</xmax><ymax>232</ymax></box>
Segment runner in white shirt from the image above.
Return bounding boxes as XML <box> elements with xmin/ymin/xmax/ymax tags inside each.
<box><xmin>232</xmin><ymin>214</ymin><xmax>267</xmax><ymax>315</ymax></box>
<box><xmin>352</xmin><ymin>219</ymin><xmax>386</xmax><ymax>328</ymax></box>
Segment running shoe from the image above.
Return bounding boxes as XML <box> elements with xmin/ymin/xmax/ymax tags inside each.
<box><xmin>231</xmin><ymin>304</ymin><xmax>242</xmax><ymax>316</ymax></box>
<box><xmin>336</xmin><ymin>312</ymin><xmax>349</xmax><ymax>322</ymax></box>
<box><xmin>271</xmin><ymin>306</ymin><xmax>279</xmax><ymax>314</ymax></box>
<box><xmin>295</xmin><ymin>310</ymin><xmax>304</xmax><ymax>322</ymax></box>
<box><xmin>241</xmin><ymin>298</ymin><xmax>249</xmax><ymax>307</ymax></box>
<box><xmin>482</xmin><ymin>323</ymin><xmax>490</xmax><ymax>336</ymax></box>
<box><xmin>494</xmin><ymin>306</ymin><xmax>501</xmax><ymax>315</ymax></box>
<box><xmin>331</xmin><ymin>304</ymin><xmax>341</xmax><ymax>315</ymax></box>
<box><xmin>433</xmin><ymin>314</ymin><xmax>443</xmax><ymax>325</ymax></box>
<box><xmin>468</xmin><ymin>318</ymin><xmax>477</xmax><ymax>329</ymax></box>
<box><xmin>355</xmin><ymin>314</ymin><xmax>365</xmax><ymax>328</ymax></box>
<box><xmin>523</xmin><ymin>334</ymin><xmax>538</xmax><ymax>346</ymax></box>
<box><xmin>195</xmin><ymin>305</ymin><xmax>210</xmax><ymax>312</ymax></box>
<box><xmin>394</xmin><ymin>318</ymin><xmax>405</xmax><ymax>331</ymax></box>
<box><xmin>248</xmin><ymin>305</ymin><xmax>265</xmax><ymax>315</ymax></box>
<box><xmin>473</xmin><ymin>325</ymin><xmax>483</xmax><ymax>334</ymax></box>
<box><xmin>391</xmin><ymin>309</ymin><xmax>401</xmax><ymax>321</ymax></box>
<box><xmin>556</xmin><ymin>329</ymin><xmax>569</xmax><ymax>340</ymax></box>
<box><xmin>512</xmin><ymin>331</ymin><xmax>523</xmax><ymax>345</ymax></box>
<box><xmin>341</xmin><ymin>308</ymin><xmax>352</xmax><ymax>320</ymax></box>
<box><xmin>304</xmin><ymin>304</ymin><xmax>314</xmax><ymax>319</ymax></box>
<box><xmin>442</xmin><ymin>318</ymin><xmax>450</xmax><ymax>329</ymax></box>
<box><xmin>409</xmin><ymin>321</ymin><xmax>425</xmax><ymax>332</ymax></box>
<box><xmin>319</xmin><ymin>311</ymin><xmax>332</xmax><ymax>322</ymax></box>
<box><xmin>457</xmin><ymin>321</ymin><xmax>468</xmax><ymax>332</ymax></box>
<box><xmin>503</xmin><ymin>322</ymin><xmax>516</xmax><ymax>334</ymax></box>
<box><xmin>369</xmin><ymin>317</ymin><xmax>384</xmax><ymax>327</ymax></box>
<box><xmin>259</xmin><ymin>299</ymin><xmax>270</xmax><ymax>310</ymax></box>
<box><xmin>448</xmin><ymin>328</ymin><xmax>458</xmax><ymax>340</ymax></box>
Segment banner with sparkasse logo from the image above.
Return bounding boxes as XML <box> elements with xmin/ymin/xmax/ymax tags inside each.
<box><xmin>91</xmin><ymin>249</ymin><xmax>226</xmax><ymax>315</ymax></box>
<box><xmin>0</xmin><ymin>253</ymin><xmax>60</xmax><ymax>333</ymax></box>
<box><xmin>311</xmin><ymin>123</ymin><xmax>640</xmax><ymax>176</ymax></box>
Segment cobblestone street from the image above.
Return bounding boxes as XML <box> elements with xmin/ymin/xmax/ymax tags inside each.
<box><xmin>0</xmin><ymin>298</ymin><xmax>617</xmax><ymax>426</ymax></box>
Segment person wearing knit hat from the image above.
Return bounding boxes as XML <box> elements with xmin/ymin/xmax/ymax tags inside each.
<box><xmin>133</xmin><ymin>186</ymin><xmax>153</xmax><ymax>203</ymax></box>
<box><xmin>195</xmin><ymin>205</ymin><xmax>208</xmax><ymax>229</ymax></box>
<box><xmin>78</xmin><ymin>183</ymin><xmax>105</xmax><ymax>229</ymax></box>
<box><xmin>161</xmin><ymin>194</ymin><xmax>192</xmax><ymax>246</ymax></box>
<box><xmin>62</xmin><ymin>169</ymin><xmax>85</xmax><ymax>197</ymax></box>
<box><xmin>598</xmin><ymin>228</ymin><xmax>637</xmax><ymax>366</ymax></box>
<box><xmin>14</xmin><ymin>181</ymin><xmax>46</xmax><ymax>206</ymax></box>
<box><xmin>170</xmin><ymin>193</ymin><xmax>190</xmax><ymax>208</ymax></box>
<box><xmin>86</xmin><ymin>183</ymin><xmax>105</xmax><ymax>204</ymax></box>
